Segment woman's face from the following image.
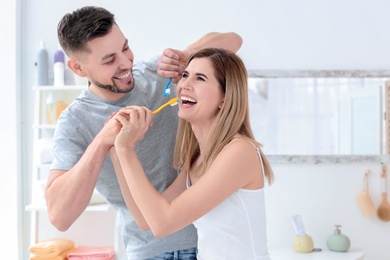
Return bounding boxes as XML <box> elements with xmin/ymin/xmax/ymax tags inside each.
<box><xmin>177</xmin><ymin>57</ymin><xmax>224</xmax><ymax>125</ymax></box>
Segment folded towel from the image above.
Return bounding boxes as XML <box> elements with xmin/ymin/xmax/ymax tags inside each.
<box><xmin>67</xmin><ymin>245</ymin><xmax>115</xmax><ymax>259</ymax></box>
<box><xmin>29</xmin><ymin>238</ymin><xmax>75</xmax><ymax>258</ymax></box>
<box><xmin>30</xmin><ymin>247</ymin><xmax>76</xmax><ymax>260</ymax></box>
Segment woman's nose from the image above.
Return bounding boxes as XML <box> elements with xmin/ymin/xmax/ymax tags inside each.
<box><xmin>180</xmin><ymin>81</ymin><xmax>192</xmax><ymax>91</ymax></box>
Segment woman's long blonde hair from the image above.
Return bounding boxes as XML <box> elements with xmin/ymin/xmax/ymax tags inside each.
<box><xmin>173</xmin><ymin>48</ymin><xmax>274</xmax><ymax>185</ymax></box>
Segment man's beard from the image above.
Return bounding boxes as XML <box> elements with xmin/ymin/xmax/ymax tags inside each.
<box><xmin>93</xmin><ymin>80</ymin><xmax>133</xmax><ymax>94</ymax></box>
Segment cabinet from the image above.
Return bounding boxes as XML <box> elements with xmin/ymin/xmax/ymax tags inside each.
<box><xmin>25</xmin><ymin>85</ymin><xmax>120</xmax><ymax>254</ymax></box>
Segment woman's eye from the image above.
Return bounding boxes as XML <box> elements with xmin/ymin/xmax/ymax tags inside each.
<box><xmin>197</xmin><ymin>76</ymin><xmax>205</xmax><ymax>81</ymax></box>
<box><xmin>182</xmin><ymin>72</ymin><xmax>188</xmax><ymax>78</ymax></box>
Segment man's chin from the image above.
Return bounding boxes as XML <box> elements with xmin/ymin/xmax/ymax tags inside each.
<box><xmin>95</xmin><ymin>81</ymin><xmax>133</xmax><ymax>93</ymax></box>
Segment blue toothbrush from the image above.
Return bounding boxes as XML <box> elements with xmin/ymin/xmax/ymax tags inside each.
<box><xmin>163</xmin><ymin>78</ymin><xmax>172</xmax><ymax>96</ymax></box>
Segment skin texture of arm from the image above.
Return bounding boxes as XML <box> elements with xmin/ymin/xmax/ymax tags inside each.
<box><xmin>113</xmin><ymin>107</ymin><xmax>264</xmax><ymax>238</ymax></box>
<box><xmin>109</xmin><ymin>144</ymin><xmax>188</xmax><ymax>231</ymax></box>
<box><xmin>45</xmin><ymin>116</ymin><xmax>121</xmax><ymax>231</ymax></box>
<box><xmin>158</xmin><ymin>32</ymin><xmax>242</xmax><ymax>82</ymax></box>
<box><xmin>185</xmin><ymin>32</ymin><xmax>242</xmax><ymax>53</ymax></box>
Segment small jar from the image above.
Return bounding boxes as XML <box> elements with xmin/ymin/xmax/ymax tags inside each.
<box><xmin>293</xmin><ymin>235</ymin><xmax>314</xmax><ymax>253</ymax></box>
<box><xmin>326</xmin><ymin>225</ymin><xmax>350</xmax><ymax>252</ymax></box>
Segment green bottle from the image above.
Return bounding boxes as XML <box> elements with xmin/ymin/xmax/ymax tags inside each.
<box><xmin>327</xmin><ymin>225</ymin><xmax>351</xmax><ymax>252</ymax></box>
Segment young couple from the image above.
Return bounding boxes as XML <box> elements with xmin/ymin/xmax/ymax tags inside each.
<box><xmin>47</xmin><ymin>5</ymin><xmax>273</xmax><ymax>259</ymax></box>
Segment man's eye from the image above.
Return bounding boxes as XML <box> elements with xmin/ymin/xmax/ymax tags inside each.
<box><xmin>105</xmin><ymin>59</ymin><xmax>115</xmax><ymax>65</ymax></box>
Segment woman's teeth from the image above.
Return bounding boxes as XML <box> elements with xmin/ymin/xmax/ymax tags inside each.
<box><xmin>181</xmin><ymin>96</ymin><xmax>197</xmax><ymax>105</ymax></box>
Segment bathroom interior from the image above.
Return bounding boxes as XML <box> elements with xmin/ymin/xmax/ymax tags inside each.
<box><xmin>2</xmin><ymin>0</ymin><xmax>390</xmax><ymax>259</ymax></box>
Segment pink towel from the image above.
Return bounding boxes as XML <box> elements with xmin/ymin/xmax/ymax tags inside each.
<box><xmin>67</xmin><ymin>245</ymin><xmax>115</xmax><ymax>259</ymax></box>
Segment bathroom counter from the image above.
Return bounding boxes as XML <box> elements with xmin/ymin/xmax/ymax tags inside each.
<box><xmin>270</xmin><ymin>248</ymin><xmax>364</xmax><ymax>260</ymax></box>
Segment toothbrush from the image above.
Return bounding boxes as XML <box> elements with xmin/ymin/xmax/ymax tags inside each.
<box><xmin>163</xmin><ymin>78</ymin><xmax>172</xmax><ymax>96</ymax></box>
<box><xmin>152</xmin><ymin>97</ymin><xmax>179</xmax><ymax>115</ymax></box>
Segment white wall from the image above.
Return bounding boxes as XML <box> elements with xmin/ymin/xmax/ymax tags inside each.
<box><xmin>1</xmin><ymin>0</ymin><xmax>20</xmax><ymax>259</ymax></box>
<box><xmin>21</xmin><ymin>1</ymin><xmax>390</xmax><ymax>259</ymax></box>
<box><xmin>266</xmin><ymin>163</ymin><xmax>390</xmax><ymax>259</ymax></box>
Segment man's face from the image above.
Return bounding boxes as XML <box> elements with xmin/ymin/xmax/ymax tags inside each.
<box><xmin>78</xmin><ymin>24</ymin><xmax>135</xmax><ymax>94</ymax></box>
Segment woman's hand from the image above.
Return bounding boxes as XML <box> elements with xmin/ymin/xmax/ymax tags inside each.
<box><xmin>113</xmin><ymin>106</ymin><xmax>153</xmax><ymax>150</ymax></box>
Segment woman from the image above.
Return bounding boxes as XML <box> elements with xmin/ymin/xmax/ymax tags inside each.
<box><xmin>110</xmin><ymin>48</ymin><xmax>274</xmax><ymax>259</ymax></box>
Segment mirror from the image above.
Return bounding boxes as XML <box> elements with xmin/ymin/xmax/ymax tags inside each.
<box><xmin>247</xmin><ymin>71</ymin><xmax>390</xmax><ymax>155</ymax></box>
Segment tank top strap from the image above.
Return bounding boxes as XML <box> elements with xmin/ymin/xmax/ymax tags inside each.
<box><xmin>228</xmin><ymin>138</ymin><xmax>265</xmax><ymax>178</ymax></box>
<box><xmin>186</xmin><ymin>172</ymin><xmax>192</xmax><ymax>188</ymax></box>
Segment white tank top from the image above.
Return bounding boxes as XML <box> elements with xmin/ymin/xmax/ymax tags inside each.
<box><xmin>186</xmin><ymin>139</ymin><xmax>271</xmax><ymax>260</ymax></box>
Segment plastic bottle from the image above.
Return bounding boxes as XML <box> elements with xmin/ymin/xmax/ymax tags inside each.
<box><xmin>46</xmin><ymin>93</ymin><xmax>56</xmax><ymax>124</ymax></box>
<box><xmin>53</xmin><ymin>45</ymin><xmax>65</xmax><ymax>86</ymax></box>
<box><xmin>326</xmin><ymin>225</ymin><xmax>351</xmax><ymax>252</ymax></box>
<box><xmin>36</xmin><ymin>41</ymin><xmax>49</xmax><ymax>86</ymax></box>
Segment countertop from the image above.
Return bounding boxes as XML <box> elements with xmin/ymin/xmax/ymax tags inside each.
<box><xmin>269</xmin><ymin>248</ymin><xmax>364</xmax><ymax>260</ymax></box>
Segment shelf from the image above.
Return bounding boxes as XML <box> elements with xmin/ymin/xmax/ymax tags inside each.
<box><xmin>33</xmin><ymin>124</ymin><xmax>56</xmax><ymax>129</ymax></box>
<box><xmin>28</xmin><ymin>84</ymin><xmax>118</xmax><ymax>249</ymax></box>
<box><xmin>33</xmin><ymin>162</ymin><xmax>51</xmax><ymax>168</ymax></box>
<box><xmin>26</xmin><ymin>203</ymin><xmax>111</xmax><ymax>212</ymax></box>
<box><xmin>32</xmin><ymin>85</ymin><xmax>87</xmax><ymax>91</ymax></box>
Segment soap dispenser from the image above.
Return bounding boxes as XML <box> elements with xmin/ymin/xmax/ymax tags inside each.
<box><xmin>326</xmin><ymin>225</ymin><xmax>350</xmax><ymax>252</ymax></box>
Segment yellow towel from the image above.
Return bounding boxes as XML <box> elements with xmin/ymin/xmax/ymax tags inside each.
<box><xmin>30</xmin><ymin>247</ymin><xmax>76</xmax><ymax>260</ymax></box>
<box><xmin>29</xmin><ymin>238</ymin><xmax>75</xmax><ymax>258</ymax></box>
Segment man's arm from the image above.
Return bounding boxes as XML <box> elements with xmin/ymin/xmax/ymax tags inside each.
<box><xmin>185</xmin><ymin>32</ymin><xmax>242</xmax><ymax>54</ymax></box>
<box><xmin>158</xmin><ymin>32</ymin><xmax>242</xmax><ymax>82</ymax></box>
<box><xmin>45</xmin><ymin>118</ymin><xmax>120</xmax><ymax>231</ymax></box>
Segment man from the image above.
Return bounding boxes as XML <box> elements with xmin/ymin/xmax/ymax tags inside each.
<box><xmin>45</xmin><ymin>6</ymin><xmax>242</xmax><ymax>259</ymax></box>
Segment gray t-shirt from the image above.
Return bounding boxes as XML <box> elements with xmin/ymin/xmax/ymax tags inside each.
<box><xmin>51</xmin><ymin>56</ymin><xmax>197</xmax><ymax>259</ymax></box>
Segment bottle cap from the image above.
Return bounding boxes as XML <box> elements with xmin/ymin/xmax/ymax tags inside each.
<box><xmin>54</xmin><ymin>43</ymin><xmax>65</xmax><ymax>63</ymax></box>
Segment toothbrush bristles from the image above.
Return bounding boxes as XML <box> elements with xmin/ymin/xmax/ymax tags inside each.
<box><xmin>163</xmin><ymin>78</ymin><xmax>172</xmax><ymax>96</ymax></box>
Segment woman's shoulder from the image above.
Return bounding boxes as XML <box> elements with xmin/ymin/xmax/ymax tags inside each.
<box><xmin>217</xmin><ymin>137</ymin><xmax>258</xmax><ymax>164</ymax></box>
<box><xmin>227</xmin><ymin>136</ymin><xmax>259</xmax><ymax>150</ymax></box>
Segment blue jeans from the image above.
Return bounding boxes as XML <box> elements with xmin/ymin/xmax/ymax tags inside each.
<box><xmin>146</xmin><ymin>247</ymin><xmax>197</xmax><ymax>260</ymax></box>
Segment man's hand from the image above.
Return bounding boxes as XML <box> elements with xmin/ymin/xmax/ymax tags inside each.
<box><xmin>157</xmin><ymin>32</ymin><xmax>242</xmax><ymax>84</ymax></box>
<box><xmin>98</xmin><ymin>111</ymin><xmax>123</xmax><ymax>149</ymax></box>
<box><xmin>157</xmin><ymin>48</ymin><xmax>188</xmax><ymax>84</ymax></box>
<box><xmin>113</xmin><ymin>106</ymin><xmax>153</xmax><ymax>150</ymax></box>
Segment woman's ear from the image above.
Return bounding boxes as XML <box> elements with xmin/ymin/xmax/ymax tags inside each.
<box><xmin>67</xmin><ymin>58</ymin><xmax>87</xmax><ymax>77</ymax></box>
<box><xmin>218</xmin><ymin>99</ymin><xmax>224</xmax><ymax>109</ymax></box>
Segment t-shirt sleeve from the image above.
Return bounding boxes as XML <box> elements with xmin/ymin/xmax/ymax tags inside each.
<box><xmin>50</xmin><ymin>107</ymin><xmax>89</xmax><ymax>171</ymax></box>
